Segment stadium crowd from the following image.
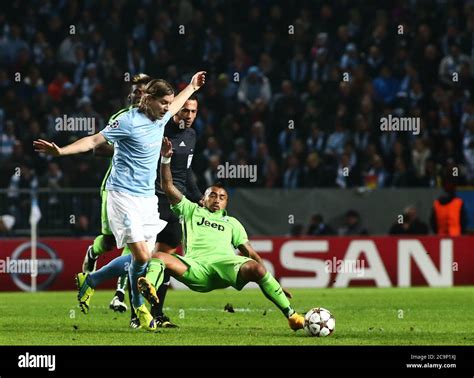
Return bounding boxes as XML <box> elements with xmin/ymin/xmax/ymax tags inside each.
<box><xmin>0</xmin><ymin>0</ymin><xmax>474</xmax><ymax>232</ymax></box>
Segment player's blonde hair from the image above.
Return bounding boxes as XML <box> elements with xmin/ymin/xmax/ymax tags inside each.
<box><xmin>131</xmin><ymin>73</ymin><xmax>152</xmax><ymax>86</ymax></box>
<box><xmin>138</xmin><ymin>79</ymin><xmax>175</xmax><ymax>119</ymax></box>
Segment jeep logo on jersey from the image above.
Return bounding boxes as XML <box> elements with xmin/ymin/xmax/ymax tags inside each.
<box><xmin>196</xmin><ymin>217</ymin><xmax>225</xmax><ymax>231</ymax></box>
<box><xmin>9</xmin><ymin>242</ymin><xmax>64</xmax><ymax>292</ymax></box>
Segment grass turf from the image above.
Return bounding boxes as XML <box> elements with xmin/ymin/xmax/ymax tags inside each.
<box><xmin>0</xmin><ymin>287</ymin><xmax>473</xmax><ymax>345</ymax></box>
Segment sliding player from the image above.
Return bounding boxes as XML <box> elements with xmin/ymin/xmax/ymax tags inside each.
<box><xmin>139</xmin><ymin>137</ymin><xmax>305</xmax><ymax>331</ymax></box>
<box><xmin>34</xmin><ymin>71</ymin><xmax>206</xmax><ymax>331</ymax></box>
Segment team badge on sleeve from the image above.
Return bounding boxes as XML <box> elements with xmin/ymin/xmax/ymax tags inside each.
<box><xmin>107</xmin><ymin>119</ymin><xmax>120</xmax><ymax>129</ymax></box>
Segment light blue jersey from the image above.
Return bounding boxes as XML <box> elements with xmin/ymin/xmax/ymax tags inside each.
<box><xmin>100</xmin><ymin>108</ymin><xmax>172</xmax><ymax>196</ymax></box>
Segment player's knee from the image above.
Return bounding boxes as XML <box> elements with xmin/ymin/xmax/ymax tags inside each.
<box><xmin>134</xmin><ymin>252</ymin><xmax>150</xmax><ymax>264</ymax></box>
<box><xmin>241</xmin><ymin>261</ymin><xmax>266</xmax><ymax>282</ymax></box>
<box><xmin>102</xmin><ymin>234</ymin><xmax>116</xmax><ymax>251</ymax></box>
<box><xmin>253</xmin><ymin>263</ymin><xmax>267</xmax><ymax>280</ymax></box>
<box><xmin>132</xmin><ymin>246</ymin><xmax>152</xmax><ymax>264</ymax></box>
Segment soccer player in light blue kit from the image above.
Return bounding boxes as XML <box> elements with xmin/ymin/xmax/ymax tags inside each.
<box><xmin>33</xmin><ymin>71</ymin><xmax>206</xmax><ymax>331</ymax></box>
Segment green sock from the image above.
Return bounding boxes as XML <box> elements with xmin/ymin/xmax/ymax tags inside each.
<box><xmin>116</xmin><ymin>246</ymin><xmax>132</xmax><ymax>291</ymax></box>
<box><xmin>92</xmin><ymin>235</ymin><xmax>107</xmax><ymax>257</ymax></box>
<box><xmin>145</xmin><ymin>258</ymin><xmax>165</xmax><ymax>289</ymax></box>
<box><xmin>258</xmin><ymin>272</ymin><xmax>294</xmax><ymax>318</ymax></box>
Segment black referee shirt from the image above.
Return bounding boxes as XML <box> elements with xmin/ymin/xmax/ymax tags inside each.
<box><xmin>155</xmin><ymin>117</ymin><xmax>202</xmax><ymax>202</ymax></box>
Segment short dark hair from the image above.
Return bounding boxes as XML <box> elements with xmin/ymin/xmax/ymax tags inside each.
<box><xmin>206</xmin><ymin>182</ymin><xmax>228</xmax><ymax>195</ymax></box>
<box><xmin>131</xmin><ymin>73</ymin><xmax>151</xmax><ymax>86</ymax></box>
<box><xmin>211</xmin><ymin>181</ymin><xmax>226</xmax><ymax>190</ymax></box>
<box><xmin>187</xmin><ymin>94</ymin><xmax>199</xmax><ymax>103</ymax></box>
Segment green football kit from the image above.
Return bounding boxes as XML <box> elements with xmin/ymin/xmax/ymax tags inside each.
<box><xmin>145</xmin><ymin>196</ymin><xmax>295</xmax><ymax>318</ymax></box>
<box><xmin>170</xmin><ymin>196</ymin><xmax>253</xmax><ymax>291</ymax></box>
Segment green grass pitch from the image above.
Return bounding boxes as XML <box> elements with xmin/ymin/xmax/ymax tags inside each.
<box><xmin>0</xmin><ymin>287</ymin><xmax>473</xmax><ymax>345</ymax></box>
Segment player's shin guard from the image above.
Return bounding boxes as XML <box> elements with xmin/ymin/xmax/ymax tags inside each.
<box><xmin>129</xmin><ymin>259</ymin><xmax>148</xmax><ymax>309</ymax></box>
<box><xmin>258</xmin><ymin>272</ymin><xmax>294</xmax><ymax>318</ymax></box>
<box><xmin>145</xmin><ymin>258</ymin><xmax>165</xmax><ymax>289</ymax></box>
<box><xmin>87</xmin><ymin>254</ymin><xmax>132</xmax><ymax>288</ymax></box>
<box><xmin>144</xmin><ymin>258</ymin><xmax>165</xmax><ymax>318</ymax></box>
<box><xmin>154</xmin><ymin>270</ymin><xmax>170</xmax><ymax>317</ymax></box>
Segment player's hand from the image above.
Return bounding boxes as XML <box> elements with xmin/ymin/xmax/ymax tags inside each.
<box><xmin>33</xmin><ymin>139</ymin><xmax>62</xmax><ymax>156</ymax></box>
<box><xmin>283</xmin><ymin>288</ymin><xmax>293</xmax><ymax>299</ymax></box>
<box><xmin>190</xmin><ymin>71</ymin><xmax>206</xmax><ymax>91</ymax></box>
<box><xmin>161</xmin><ymin>137</ymin><xmax>174</xmax><ymax>157</ymax></box>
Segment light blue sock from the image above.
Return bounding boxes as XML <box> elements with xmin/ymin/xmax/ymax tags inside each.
<box><xmin>86</xmin><ymin>254</ymin><xmax>132</xmax><ymax>288</ymax></box>
<box><xmin>129</xmin><ymin>259</ymin><xmax>147</xmax><ymax>308</ymax></box>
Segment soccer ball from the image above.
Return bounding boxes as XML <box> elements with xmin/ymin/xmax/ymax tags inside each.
<box><xmin>304</xmin><ymin>307</ymin><xmax>335</xmax><ymax>337</ymax></box>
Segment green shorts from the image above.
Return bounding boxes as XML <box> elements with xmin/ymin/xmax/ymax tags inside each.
<box><xmin>100</xmin><ymin>190</ymin><xmax>113</xmax><ymax>235</ymax></box>
<box><xmin>173</xmin><ymin>254</ymin><xmax>253</xmax><ymax>292</ymax></box>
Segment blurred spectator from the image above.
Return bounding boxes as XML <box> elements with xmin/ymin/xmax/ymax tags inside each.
<box><xmin>363</xmin><ymin>154</ymin><xmax>389</xmax><ymax>188</ymax></box>
<box><xmin>81</xmin><ymin>63</ymin><xmax>101</xmax><ymax>98</ymax></box>
<box><xmin>417</xmin><ymin>158</ymin><xmax>441</xmax><ymax>187</ymax></box>
<box><xmin>216</xmin><ymin>73</ymin><xmax>238</xmax><ymax>104</ymax></box>
<box><xmin>391</xmin><ymin>157</ymin><xmax>413</xmax><ymax>187</ymax></box>
<box><xmin>272</xmin><ymin>80</ymin><xmax>301</xmax><ymax>121</ymax></box>
<box><xmin>282</xmin><ymin>154</ymin><xmax>301</xmax><ymax>189</ymax></box>
<box><xmin>340</xmin><ymin>43</ymin><xmax>359</xmax><ymax>71</ymax></box>
<box><xmin>307</xmin><ymin>214</ymin><xmax>335</xmax><ymax>235</ymax></box>
<box><xmin>249</xmin><ymin>121</ymin><xmax>266</xmax><ymax>159</ymax></box>
<box><xmin>7</xmin><ymin>162</ymin><xmax>38</xmax><ymax>229</ymax></box>
<box><xmin>302</xmin><ymin>152</ymin><xmax>328</xmax><ymax>187</ymax></box>
<box><xmin>202</xmin><ymin>137</ymin><xmax>223</xmax><ymax>162</ymax></box>
<box><xmin>373</xmin><ymin>66</ymin><xmax>400</xmax><ymax>105</ymax></box>
<box><xmin>338</xmin><ymin>210</ymin><xmax>368</xmax><ymax>235</ymax></box>
<box><xmin>389</xmin><ymin>206</ymin><xmax>429</xmax><ymax>234</ymax></box>
<box><xmin>289</xmin><ymin>50</ymin><xmax>309</xmax><ymax>89</ymax></box>
<box><xmin>325</xmin><ymin>120</ymin><xmax>348</xmax><ymax>156</ymax></box>
<box><xmin>366</xmin><ymin>45</ymin><xmax>384</xmax><ymax>77</ymax></box>
<box><xmin>204</xmin><ymin>155</ymin><xmax>221</xmax><ymax>187</ymax></box>
<box><xmin>306</xmin><ymin>124</ymin><xmax>326</xmax><ymax>154</ymax></box>
<box><xmin>335</xmin><ymin>153</ymin><xmax>356</xmax><ymax>188</ymax></box>
<box><xmin>412</xmin><ymin>139</ymin><xmax>431</xmax><ymax>180</ymax></box>
<box><xmin>237</xmin><ymin>66</ymin><xmax>272</xmax><ymax>107</ymax></box>
<box><xmin>0</xmin><ymin>120</ymin><xmax>17</xmax><ymax>161</ymax></box>
<box><xmin>463</xmin><ymin>140</ymin><xmax>474</xmax><ymax>184</ymax></box>
<box><xmin>438</xmin><ymin>43</ymin><xmax>470</xmax><ymax>87</ymax></box>
<box><xmin>289</xmin><ymin>223</ymin><xmax>304</xmax><ymax>237</ymax></box>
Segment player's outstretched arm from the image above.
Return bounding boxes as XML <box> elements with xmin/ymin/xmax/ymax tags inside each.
<box><xmin>168</xmin><ymin>71</ymin><xmax>206</xmax><ymax>116</ymax></box>
<box><xmin>160</xmin><ymin>137</ymin><xmax>183</xmax><ymax>205</ymax></box>
<box><xmin>33</xmin><ymin>133</ymin><xmax>106</xmax><ymax>157</ymax></box>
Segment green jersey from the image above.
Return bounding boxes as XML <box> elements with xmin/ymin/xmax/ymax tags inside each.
<box><xmin>100</xmin><ymin>106</ymin><xmax>133</xmax><ymax>193</ymax></box>
<box><xmin>171</xmin><ymin>196</ymin><xmax>248</xmax><ymax>261</ymax></box>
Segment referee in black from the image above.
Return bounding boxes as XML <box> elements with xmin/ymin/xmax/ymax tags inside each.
<box><xmin>152</xmin><ymin>94</ymin><xmax>202</xmax><ymax>327</ymax></box>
